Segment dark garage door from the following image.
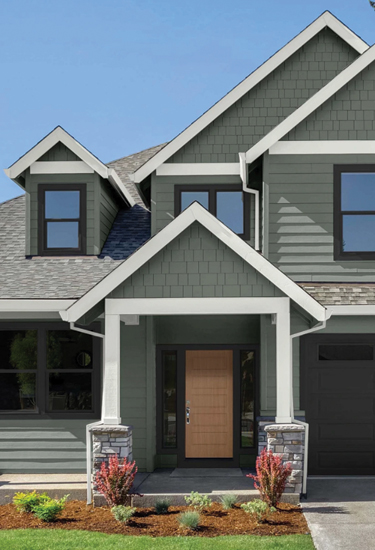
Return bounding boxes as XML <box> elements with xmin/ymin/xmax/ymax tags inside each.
<box><xmin>301</xmin><ymin>334</ymin><xmax>375</xmax><ymax>475</ymax></box>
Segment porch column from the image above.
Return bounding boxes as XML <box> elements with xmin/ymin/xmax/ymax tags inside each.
<box><xmin>103</xmin><ymin>313</ymin><xmax>121</xmax><ymax>424</ymax></box>
<box><xmin>275</xmin><ymin>298</ymin><xmax>292</xmax><ymax>423</ymax></box>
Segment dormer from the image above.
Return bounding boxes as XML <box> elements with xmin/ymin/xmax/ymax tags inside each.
<box><xmin>4</xmin><ymin>127</ymin><xmax>134</xmax><ymax>256</ymax></box>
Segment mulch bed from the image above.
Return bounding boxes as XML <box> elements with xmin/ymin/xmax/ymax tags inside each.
<box><xmin>0</xmin><ymin>501</ymin><xmax>309</xmax><ymax>537</ymax></box>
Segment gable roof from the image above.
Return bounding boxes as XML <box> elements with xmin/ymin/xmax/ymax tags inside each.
<box><xmin>131</xmin><ymin>12</ymin><xmax>368</xmax><ymax>184</ymax></box>
<box><xmin>61</xmin><ymin>202</ymin><xmax>326</xmax><ymax>323</ymax></box>
<box><xmin>245</xmin><ymin>42</ymin><xmax>375</xmax><ymax>163</ymax></box>
<box><xmin>4</xmin><ymin>126</ymin><xmax>135</xmax><ymax>207</ymax></box>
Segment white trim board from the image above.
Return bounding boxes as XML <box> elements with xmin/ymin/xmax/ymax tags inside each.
<box><xmin>246</xmin><ymin>44</ymin><xmax>375</xmax><ymax>164</ymax></box>
<box><xmin>4</xmin><ymin>127</ymin><xmax>135</xmax><ymax>207</ymax></box>
<box><xmin>60</xmin><ymin>201</ymin><xmax>326</xmax><ymax>323</ymax></box>
<box><xmin>270</xmin><ymin>141</ymin><xmax>375</xmax><ymax>155</ymax></box>
<box><xmin>0</xmin><ymin>300</ymin><xmax>75</xmax><ymax>312</ymax></box>
<box><xmin>156</xmin><ymin>163</ymin><xmax>240</xmax><ymax>176</ymax></box>
<box><xmin>131</xmin><ymin>12</ymin><xmax>368</xmax><ymax>184</ymax></box>
<box><xmin>106</xmin><ymin>297</ymin><xmax>289</xmax><ymax>316</ymax></box>
<box><xmin>327</xmin><ymin>305</ymin><xmax>375</xmax><ymax>316</ymax></box>
<box><xmin>30</xmin><ymin>161</ymin><xmax>94</xmax><ymax>174</ymax></box>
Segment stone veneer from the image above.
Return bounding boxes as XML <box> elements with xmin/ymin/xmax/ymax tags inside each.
<box><xmin>90</xmin><ymin>424</ymin><xmax>133</xmax><ymax>505</ymax></box>
<box><xmin>265</xmin><ymin>424</ymin><xmax>305</xmax><ymax>495</ymax></box>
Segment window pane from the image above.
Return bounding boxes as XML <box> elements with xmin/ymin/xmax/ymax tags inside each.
<box><xmin>47</xmin><ymin>221</ymin><xmax>79</xmax><ymax>249</ymax></box>
<box><xmin>216</xmin><ymin>191</ymin><xmax>244</xmax><ymax>234</ymax></box>
<box><xmin>45</xmin><ymin>191</ymin><xmax>80</xmax><ymax>219</ymax></box>
<box><xmin>0</xmin><ymin>373</ymin><xmax>36</xmax><ymax>411</ymax></box>
<box><xmin>342</xmin><ymin>215</ymin><xmax>375</xmax><ymax>251</ymax></box>
<box><xmin>48</xmin><ymin>373</ymin><xmax>92</xmax><ymax>411</ymax></box>
<box><xmin>47</xmin><ymin>331</ymin><xmax>93</xmax><ymax>370</ymax></box>
<box><xmin>241</xmin><ymin>350</ymin><xmax>255</xmax><ymax>448</ymax></box>
<box><xmin>0</xmin><ymin>330</ymin><xmax>37</xmax><ymax>370</ymax></box>
<box><xmin>181</xmin><ymin>191</ymin><xmax>209</xmax><ymax>211</ymax></box>
<box><xmin>341</xmin><ymin>173</ymin><xmax>375</xmax><ymax>211</ymax></box>
<box><xmin>162</xmin><ymin>351</ymin><xmax>177</xmax><ymax>448</ymax></box>
<box><xmin>319</xmin><ymin>344</ymin><xmax>373</xmax><ymax>361</ymax></box>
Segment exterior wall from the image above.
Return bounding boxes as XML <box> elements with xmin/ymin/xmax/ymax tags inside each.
<box><xmin>167</xmin><ymin>29</ymin><xmax>358</xmax><ymax>163</ymax></box>
<box><xmin>284</xmin><ymin>61</ymin><xmax>375</xmax><ymax>141</ymax></box>
<box><xmin>24</xmin><ymin>143</ymin><xmax>121</xmax><ymax>256</ymax></box>
<box><xmin>110</xmin><ymin>222</ymin><xmax>285</xmax><ymax>299</ymax></box>
<box><xmin>265</xmin><ymin>153</ymin><xmax>375</xmax><ymax>281</ymax></box>
<box><xmin>120</xmin><ymin>317</ymin><xmax>155</xmax><ymax>472</ymax></box>
<box><xmin>0</xmin><ymin>419</ymin><xmax>90</xmax><ymax>472</ymax></box>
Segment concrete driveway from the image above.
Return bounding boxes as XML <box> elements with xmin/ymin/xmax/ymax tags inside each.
<box><xmin>303</xmin><ymin>478</ymin><xmax>375</xmax><ymax>550</ymax></box>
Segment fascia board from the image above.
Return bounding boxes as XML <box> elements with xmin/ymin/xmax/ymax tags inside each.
<box><xmin>0</xmin><ymin>299</ymin><xmax>75</xmax><ymax>312</ymax></box>
<box><xmin>4</xmin><ymin>127</ymin><xmax>134</xmax><ymax>207</ymax></box>
<box><xmin>246</xmin><ymin>44</ymin><xmax>375</xmax><ymax>164</ymax></box>
<box><xmin>270</xmin><ymin>141</ymin><xmax>375</xmax><ymax>155</ymax></box>
<box><xmin>132</xmin><ymin>13</ymin><xmax>368</xmax><ymax>184</ymax></box>
<box><xmin>62</xmin><ymin>202</ymin><xmax>326</xmax><ymax>323</ymax></box>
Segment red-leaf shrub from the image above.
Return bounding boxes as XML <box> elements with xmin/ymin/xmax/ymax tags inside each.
<box><xmin>95</xmin><ymin>454</ymin><xmax>137</xmax><ymax>506</ymax></box>
<box><xmin>247</xmin><ymin>449</ymin><xmax>292</xmax><ymax>507</ymax></box>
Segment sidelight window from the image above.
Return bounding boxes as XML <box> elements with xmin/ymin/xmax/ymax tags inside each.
<box><xmin>161</xmin><ymin>351</ymin><xmax>177</xmax><ymax>448</ymax></box>
<box><xmin>240</xmin><ymin>350</ymin><xmax>255</xmax><ymax>448</ymax></box>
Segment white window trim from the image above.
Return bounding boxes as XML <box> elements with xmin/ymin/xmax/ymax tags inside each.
<box><xmin>131</xmin><ymin>12</ymin><xmax>368</xmax><ymax>184</ymax></box>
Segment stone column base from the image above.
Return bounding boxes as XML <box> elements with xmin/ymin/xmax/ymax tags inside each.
<box><xmin>265</xmin><ymin>423</ymin><xmax>305</xmax><ymax>495</ymax></box>
<box><xmin>90</xmin><ymin>424</ymin><xmax>133</xmax><ymax>506</ymax></box>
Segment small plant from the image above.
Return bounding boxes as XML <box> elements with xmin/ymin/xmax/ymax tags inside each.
<box><xmin>96</xmin><ymin>454</ymin><xmax>138</xmax><ymax>506</ymax></box>
<box><xmin>111</xmin><ymin>505</ymin><xmax>136</xmax><ymax>523</ymax></box>
<box><xmin>241</xmin><ymin>499</ymin><xmax>276</xmax><ymax>524</ymax></box>
<box><xmin>178</xmin><ymin>510</ymin><xmax>200</xmax><ymax>530</ymax></box>
<box><xmin>184</xmin><ymin>491</ymin><xmax>212</xmax><ymax>511</ymax></box>
<box><xmin>220</xmin><ymin>493</ymin><xmax>238</xmax><ymax>510</ymax></box>
<box><xmin>32</xmin><ymin>495</ymin><xmax>69</xmax><ymax>522</ymax></box>
<box><xmin>247</xmin><ymin>448</ymin><xmax>292</xmax><ymax>507</ymax></box>
<box><xmin>154</xmin><ymin>498</ymin><xmax>170</xmax><ymax>515</ymax></box>
<box><xmin>13</xmin><ymin>491</ymin><xmax>50</xmax><ymax>513</ymax></box>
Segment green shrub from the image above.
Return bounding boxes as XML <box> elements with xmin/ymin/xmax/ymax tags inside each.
<box><xmin>184</xmin><ymin>491</ymin><xmax>212</xmax><ymax>511</ymax></box>
<box><xmin>154</xmin><ymin>498</ymin><xmax>170</xmax><ymax>515</ymax></box>
<box><xmin>111</xmin><ymin>505</ymin><xmax>136</xmax><ymax>523</ymax></box>
<box><xmin>13</xmin><ymin>491</ymin><xmax>50</xmax><ymax>513</ymax></box>
<box><xmin>178</xmin><ymin>510</ymin><xmax>200</xmax><ymax>530</ymax></box>
<box><xmin>32</xmin><ymin>495</ymin><xmax>69</xmax><ymax>522</ymax></box>
<box><xmin>241</xmin><ymin>499</ymin><xmax>276</xmax><ymax>524</ymax></box>
<box><xmin>220</xmin><ymin>494</ymin><xmax>238</xmax><ymax>510</ymax></box>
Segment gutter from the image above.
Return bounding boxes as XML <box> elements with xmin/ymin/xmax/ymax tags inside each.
<box><xmin>239</xmin><ymin>153</ymin><xmax>260</xmax><ymax>251</ymax></box>
<box><xmin>70</xmin><ymin>323</ymin><xmax>105</xmax><ymax>505</ymax></box>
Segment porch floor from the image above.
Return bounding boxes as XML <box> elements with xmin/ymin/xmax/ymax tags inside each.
<box><xmin>0</xmin><ymin>469</ymin><xmax>300</xmax><ymax>506</ymax></box>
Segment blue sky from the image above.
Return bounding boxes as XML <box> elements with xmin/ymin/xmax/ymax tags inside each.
<box><xmin>0</xmin><ymin>0</ymin><xmax>374</xmax><ymax>202</ymax></box>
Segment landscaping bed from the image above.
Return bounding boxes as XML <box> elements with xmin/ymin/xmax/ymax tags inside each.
<box><xmin>0</xmin><ymin>500</ymin><xmax>309</xmax><ymax>537</ymax></box>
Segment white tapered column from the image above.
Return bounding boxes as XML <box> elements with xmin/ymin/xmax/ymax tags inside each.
<box><xmin>102</xmin><ymin>313</ymin><xmax>121</xmax><ymax>424</ymax></box>
<box><xmin>275</xmin><ymin>299</ymin><xmax>292</xmax><ymax>423</ymax></box>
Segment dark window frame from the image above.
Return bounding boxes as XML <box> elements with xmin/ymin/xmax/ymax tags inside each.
<box><xmin>38</xmin><ymin>184</ymin><xmax>87</xmax><ymax>256</ymax></box>
<box><xmin>0</xmin><ymin>322</ymin><xmax>101</xmax><ymax>419</ymax></box>
<box><xmin>174</xmin><ymin>184</ymin><xmax>250</xmax><ymax>240</ymax></box>
<box><xmin>334</xmin><ymin>165</ymin><xmax>375</xmax><ymax>261</ymax></box>
<box><xmin>156</xmin><ymin>344</ymin><xmax>259</xmax><ymax>468</ymax></box>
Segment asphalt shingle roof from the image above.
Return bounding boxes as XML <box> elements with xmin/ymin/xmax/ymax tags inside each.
<box><xmin>299</xmin><ymin>284</ymin><xmax>375</xmax><ymax>306</ymax></box>
<box><xmin>107</xmin><ymin>143</ymin><xmax>168</xmax><ymax>206</ymax></box>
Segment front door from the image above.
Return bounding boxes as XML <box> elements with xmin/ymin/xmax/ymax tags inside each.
<box><xmin>185</xmin><ymin>350</ymin><xmax>233</xmax><ymax>458</ymax></box>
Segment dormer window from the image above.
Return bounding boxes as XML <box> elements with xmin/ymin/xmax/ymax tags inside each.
<box><xmin>38</xmin><ymin>184</ymin><xmax>86</xmax><ymax>256</ymax></box>
<box><xmin>175</xmin><ymin>184</ymin><xmax>250</xmax><ymax>239</ymax></box>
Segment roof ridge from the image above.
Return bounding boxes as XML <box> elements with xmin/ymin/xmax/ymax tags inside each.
<box><xmin>0</xmin><ymin>194</ymin><xmax>25</xmax><ymax>206</ymax></box>
<box><xmin>107</xmin><ymin>142</ymin><xmax>169</xmax><ymax>167</ymax></box>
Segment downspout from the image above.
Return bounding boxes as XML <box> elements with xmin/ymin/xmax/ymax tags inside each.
<box><xmin>239</xmin><ymin>153</ymin><xmax>260</xmax><ymax>251</ymax></box>
<box><xmin>69</xmin><ymin>322</ymin><xmax>105</xmax><ymax>505</ymax></box>
<box><xmin>289</xmin><ymin>312</ymin><xmax>331</xmax><ymax>497</ymax></box>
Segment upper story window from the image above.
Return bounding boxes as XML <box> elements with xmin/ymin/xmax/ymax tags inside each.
<box><xmin>38</xmin><ymin>184</ymin><xmax>86</xmax><ymax>255</ymax></box>
<box><xmin>175</xmin><ymin>184</ymin><xmax>250</xmax><ymax>239</ymax></box>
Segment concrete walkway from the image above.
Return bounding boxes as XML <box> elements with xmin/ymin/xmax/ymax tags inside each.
<box><xmin>303</xmin><ymin>478</ymin><xmax>375</xmax><ymax>550</ymax></box>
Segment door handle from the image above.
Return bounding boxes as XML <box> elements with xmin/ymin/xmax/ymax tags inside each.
<box><xmin>186</xmin><ymin>406</ymin><xmax>190</xmax><ymax>424</ymax></box>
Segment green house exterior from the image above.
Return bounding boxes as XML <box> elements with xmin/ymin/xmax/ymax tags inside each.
<box><xmin>2</xmin><ymin>12</ymin><xmax>375</xmax><ymax>491</ymax></box>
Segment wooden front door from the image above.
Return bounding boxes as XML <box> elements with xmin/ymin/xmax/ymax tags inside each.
<box><xmin>185</xmin><ymin>350</ymin><xmax>233</xmax><ymax>458</ymax></box>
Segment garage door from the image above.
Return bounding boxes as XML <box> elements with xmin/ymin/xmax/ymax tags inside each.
<box><xmin>301</xmin><ymin>334</ymin><xmax>375</xmax><ymax>475</ymax></box>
